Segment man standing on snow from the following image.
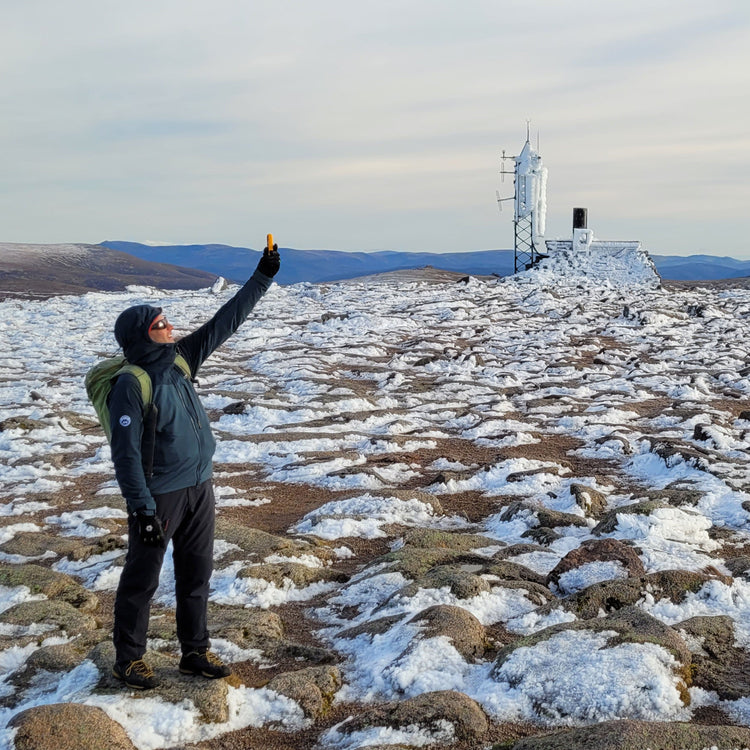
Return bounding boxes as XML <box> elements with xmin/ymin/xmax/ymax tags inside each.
<box><xmin>108</xmin><ymin>243</ymin><xmax>280</xmax><ymax>689</ymax></box>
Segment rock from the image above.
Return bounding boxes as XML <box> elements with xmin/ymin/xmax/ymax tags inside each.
<box><xmin>504</xmin><ymin>719</ymin><xmax>750</xmax><ymax>750</ymax></box>
<box><xmin>237</xmin><ymin>561</ymin><xmax>348</xmax><ymax>587</ymax></box>
<box><xmin>0</xmin><ymin>416</ymin><xmax>49</xmax><ymax>432</ymax></box>
<box><xmin>0</xmin><ymin>530</ymin><xmax>125</xmax><ymax>563</ymax></box>
<box><xmin>9</xmin><ymin>703</ymin><xmax>136</xmax><ymax>750</ymax></box>
<box><xmin>536</xmin><ymin>507</ymin><xmax>588</xmax><ymax>529</ymax></box>
<box><xmin>546</xmin><ymin>539</ymin><xmax>644</xmax><ymax>589</ymax></box>
<box><xmin>213</xmin><ymin>520</ymin><xmax>335</xmax><ymax>563</ymax></box>
<box><xmin>560</xmin><ymin>569</ymin><xmax>727</xmax><ymax>619</ymax></box>
<box><xmin>0</xmin><ymin>532</ymin><xmax>79</xmax><ymax>558</ymax></box>
<box><xmin>396</xmin><ymin>564</ymin><xmax>491</xmax><ymax>601</ymax></box>
<box><xmin>493</xmin><ymin>543</ymin><xmax>549</xmax><ymax>560</ymax></box>
<box><xmin>25</xmin><ymin>642</ymin><xmax>86</xmax><ymax>673</ymax></box>
<box><xmin>407</xmin><ymin>605</ymin><xmax>487</xmax><ymax>660</ymax></box>
<box><xmin>0</xmin><ymin>563</ymin><xmax>99</xmax><ymax>611</ymax></box>
<box><xmin>485</xmin><ymin>560</ymin><xmax>547</xmax><ymax>586</ymax></box>
<box><xmin>569</xmin><ymin>483</ymin><xmax>607</xmax><ymax>518</ymax></box>
<box><xmin>723</xmin><ymin>555</ymin><xmax>750</xmax><ymax>578</ymax></box>
<box><xmin>493</xmin><ymin>606</ymin><xmax>691</xmax><ymax>674</ymax></box>
<box><xmin>383</xmin><ymin>546</ymin><xmax>491</xmax><ymax>581</ymax></box>
<box><xmin>206</xmin><ymin>604</ymin><xmax>285</xmax><ymax>648</ymax></box>
<box><xmin>502</xmin><ymin>500</ymin><xmax>587</xmax><ymax>529</ymax></box>
<box><xmin>271</xmin><ymin>641</ymin><xmax>337</xmax><ymax>664</ymax></box>
<box><xmin>693</xmin><ymin>423</ymin><xmax>713</xmax><ymax>442</ymax></box>
<box><xmin>677</xmin><ymin>615</ymin><xmax>750</xmax><ymax>700</ymax></box>
<box><xmin>338</xmin><ymin>690</ymin><xmax>488</xmax><ymax>743</ymax></box>
<box><xmin>652</xmin><ymin>440</ymin><xmax>710</xmax><ymax>472</ymax></box>
<box><xmin>400</xmin><ymin>528</ymin><xmax>500</xmax><ymax>552</ymax></box>
<box><xmin>506</xmin><ymin>466</ymin><xmax>568</xmax><ymax>483</ymax></box>
<box><xmin>338</xmin><ymin>614</ymin><xmax>406</xmax><ymax>640</ymax></box>
<box><xmin>90</xmin><ymin>642</ymin><xmax>232</xmax><ymax>723</ymax></box>
<box><xmin>592</xmin><ymin>500</ymin><xmax>672</xmax><ymax>535</ymax></box>
<box><xmin>648</xmin><ymin>487</ymin><xmax>703</xmax><ymax>507</ymax></box>
<box><xmin>0</xmin><ymin>600</ymin><xmax>99</xmax><ymax>638</ymax></box>
<box><xmin>266</xmin><ymin>665</ymin><xmax>342</xmax><ymax>719</ymax></box>
<box><xmin>222</xmin><ymin>400</ymin><xmax>246</xmax><ymax>415</ymax></box>
<box><xmin>739</xmin><ymin>409</ymin><xmax>750</xmax><ymax>421</ymax></box>
<box><xmin>521</xmin><ymin>527</ymin><xmax>561</xmax><ymax>545</ymax></box>
<box><xmin>68</xmin><ymin>534</ymin><xmax>128</xmax><ymax>562</ymax></box>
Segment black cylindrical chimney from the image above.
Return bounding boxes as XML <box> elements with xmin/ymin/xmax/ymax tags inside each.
<box><xmin>573</xmin><ymin>207</ymin><xmax>587</xmax><ymax>229</ymax></box>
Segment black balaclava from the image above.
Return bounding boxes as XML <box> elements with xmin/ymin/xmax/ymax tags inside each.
<box><xmin>114</xmin><ymin>304</ymin><xmax>176</xmax><ymax>370</ymax></box>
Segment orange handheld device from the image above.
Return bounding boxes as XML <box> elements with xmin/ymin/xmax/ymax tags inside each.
<box><xmin>266</xmin><ymin>234</ymin><xmax>274</xmax><ymax>253</ymax></box>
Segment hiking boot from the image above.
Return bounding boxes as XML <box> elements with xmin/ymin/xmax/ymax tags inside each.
<box><xmin>112</xmin><ymin>659</ymin><xmax>159</xmax><ymax>690</ymax></box>
<box><xmin>179</xmin><ymin>650</ymin><xmax>232</xmax><ymax>679</ymax></box>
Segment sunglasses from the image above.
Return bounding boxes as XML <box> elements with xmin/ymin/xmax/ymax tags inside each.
<box><xmin>149</xmin><ymin>317</ymin><xmax>169</xmax><ymax>331</ymax></box>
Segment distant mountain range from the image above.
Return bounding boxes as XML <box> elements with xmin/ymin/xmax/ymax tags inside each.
<box><xmin>102</xmin><ymin>241</ymin><xmax>750</xmax><ymax>284</ymax></box>
<box><xmin>0</xmin><ymin>243</ymin><xmax>217</xmax><ymax>299</ymax></box>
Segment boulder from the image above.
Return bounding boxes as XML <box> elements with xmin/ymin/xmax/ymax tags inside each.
<box><xmin>407</xmin><ymin>605</ymin><xmax>487</xmax><ymax>660</ymax></box>
<box><xmin>89</xmin><ymin>642</ymin><xmax>232</xmax><ymax>723</ymax></box>
<box><xmin>338</xmin><ymin>614</ymin><xmax>406</xmax><ymax>640</ymax></box>
<box><xmin>677</xmin><ymin>615</ymin><xmax>750</xmax><ymax>700</ymax></box>
<box><xmin>9</xmin><ymin>703</ymin><xmax>135</xmax><ymax>750</ymax></box>
<box><xmin>723</xmin><ymin>555</ymin><xmax>750</xmax><ymax>578</ymax></box>
<box><xmin>396</xmin><ymin>564</ymin><xmax>491</xmax><ymax>600</ymax></box>
<box><xmin>501</xmin><ymin>500</ymin><xmax>587</xmax><ymax>529</ymax></box>
<box><xmin>521</xmin><ymin>527</ymin><xmax>562</xmax><ymax>546</ymax></box>
<box><xmin>383</xmin><ymin>546</ymin><xmax>491</xmax><ymax>581</ymax></box>
<box><xmin>266</xmin><ymin>665</ymin><xmax>342</xmax><ymax>719</ymax></box>
<box><xmin>205</xmin><ymin>604</ymin><xmax>285</xmax><ymax>648</ymax></box>
<box><xmin>213</xmin><ymin>520</ymin><xmax>335</xmax><ymax>563</ymax></box>
<box><xmin>237</xmin><ymin>561</ymin><xmax>348</xmax><ymax>587</ymax></box>
<box><xmin>0</xmin><ymin>600</ymin><xmax>99</xmax><ymax>638</ymax></box>
<box><xmin>651</xmin><ymin>440</ymin><xmax>710</xmax><ymax>472</ymax></box>
<box><xmin>0</xmin><ymin>563</ymin><xmax>99</xmax><ymax>611</ymax></box>
<box><xmin>399</xmin><ymin>528</ymin><xmax>501</xmax><ymax>552</ymax></box>
<box><xmin>504</xmin><ymin>719</ymin><xmax>750</xmax><ymax>750</ymax></box>
<box><xmin>569</xmin><ymin>483</ymin><xmax>607</xmax><ymax>518</ymax></box>
<box><xmin>592</xmin><ymin>500</ymin><xmax>670</xmax><ymax>535</ymax></box>
<box><xmin>493</xmin><ymin>606</ymin><xmax>691</xmax><ymax>674</ymax></box>
<box><xmin>557</xmin><ymin>569</ymin><xmax>727</xmax><ymax>620</ymax></box>
<box><xmin>337</xmin><ymin>690</ymin><xmax>488</xmax><ymax>743</ymax></box>
<box><xmin>546</xmin><ymin>538</ymin><xmax>644</xmax><ymax>588</ymax></box>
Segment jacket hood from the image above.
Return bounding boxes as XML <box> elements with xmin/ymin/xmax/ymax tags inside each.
<box><xmin>114</xmin><ymin>304</ymin><xmax>176</xmax><ymax>369</ymax></box>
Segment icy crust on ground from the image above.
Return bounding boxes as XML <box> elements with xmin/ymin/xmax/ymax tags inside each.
<box><xmin>1</xmin><ymin>270</ymin><xmax>750</xmax><ymax>746</ymax></box>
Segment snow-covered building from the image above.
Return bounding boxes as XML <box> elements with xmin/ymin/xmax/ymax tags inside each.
<box><xmin>528</xmin><ymin>211</ymin><xmax>661</xmax><ymax>288</ymax></box>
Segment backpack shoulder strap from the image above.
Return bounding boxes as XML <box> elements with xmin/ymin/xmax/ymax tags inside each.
<box><xmin>116</xmin><ymin>364</ymin><xmax>153</xmax><ymax>407</ymax></box>
<box><xmin>174</xmin><ymin>353</ymin><xmax>192</xmax><ymax>380</ymax></box>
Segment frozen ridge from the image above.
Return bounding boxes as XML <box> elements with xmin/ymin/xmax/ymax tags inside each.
<box><xmin>517</xmin><ymin>237</ymin><xmax>661</xmax><ymax>289</ymax></box>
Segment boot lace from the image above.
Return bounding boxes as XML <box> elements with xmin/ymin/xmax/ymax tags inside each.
<box><xmin>205</xmin><ymin>650</ymin><xmax>225</xmax><ymax>666</ymax></box>
<box><xmin>126</xmin><ymin>659</ymin><xmax>155</xmax><ymax>678</ymax></box>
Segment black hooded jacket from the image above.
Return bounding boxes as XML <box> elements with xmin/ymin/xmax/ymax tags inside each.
<box><xmin>108</xmin><ymin>270</ymin><xmax>273</xmax><ymax>513</ymax></box>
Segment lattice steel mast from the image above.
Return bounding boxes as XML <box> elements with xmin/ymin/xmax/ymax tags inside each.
<box><xmin>497</xmin><ymin>124</ymin><xmax>548</xmax><ymax>273</ymax></box>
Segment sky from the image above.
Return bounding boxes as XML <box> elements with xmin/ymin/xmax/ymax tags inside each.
<box><xmin>1</xmin><ymin>0</ymin><xmax>749</xmax><ymax>257</ymax></box>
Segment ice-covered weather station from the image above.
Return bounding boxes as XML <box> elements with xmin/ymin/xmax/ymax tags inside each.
<box><xmin>497</xmin><ymin>125</ymin><xmax>548</xmax><ymax>274</ymax></box>
<box><xmin>498</xmin><ymin>126</ymin><xmax>660</xmax><ymax>287</ymax></box>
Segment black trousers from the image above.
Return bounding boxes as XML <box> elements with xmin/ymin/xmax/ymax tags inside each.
<box><xmin>113</xmin><ymin>479</ymin><xmax>215</xmax><ymax>663</ymax></box>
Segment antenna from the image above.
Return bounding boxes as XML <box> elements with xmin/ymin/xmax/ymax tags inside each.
<box><xmin>496</xmin><ymin>125</ymin><xmax>548</xmax><ymax>274</ymax></box>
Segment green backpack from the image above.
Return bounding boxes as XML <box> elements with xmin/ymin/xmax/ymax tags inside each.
<box><xmin>85</xmin><ymin>353</ymin><xmax>191</xmax><ymax>441</ymax></box>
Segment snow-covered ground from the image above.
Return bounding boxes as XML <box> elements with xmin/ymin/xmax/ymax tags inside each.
<box><xmin>1</xmin><ymin>258</ymin><xmax>750</xmax><ymax>749</ymax></box>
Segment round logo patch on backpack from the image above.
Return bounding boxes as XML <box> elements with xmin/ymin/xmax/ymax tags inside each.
<box><xmin>119</xmin><ymin>415</ymin><xmax>132</xmax><ymax>427</ymax></box>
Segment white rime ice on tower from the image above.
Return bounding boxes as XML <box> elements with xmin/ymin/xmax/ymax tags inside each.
<box><xmin>515</xmin><ymin>139</ymin><xmax>547</xmax><ymax>247</ymax></box>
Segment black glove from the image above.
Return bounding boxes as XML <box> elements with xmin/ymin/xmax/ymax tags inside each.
<box><xmin>256</xmin><ymin>244</ymin><xmax>280</xmax><ymax>278</ymax></box>
<box><xmin>135</xmin><ymin>511</ymin><xmax>166</xmax><ymax>547</ymax></box>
